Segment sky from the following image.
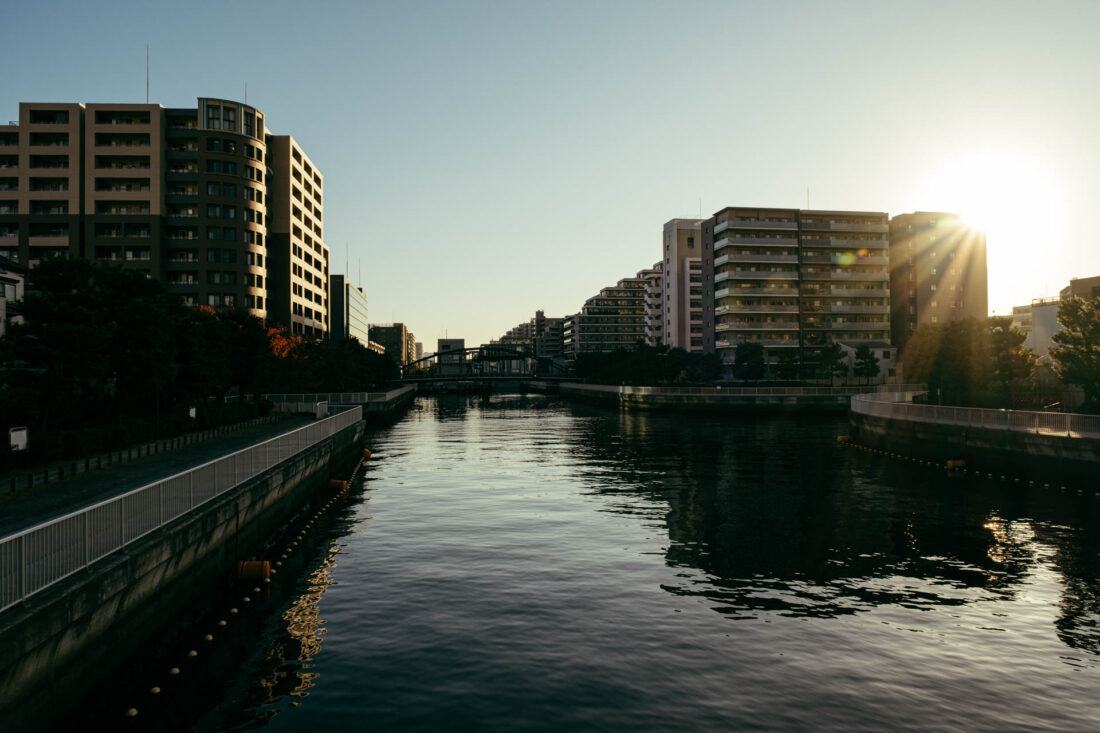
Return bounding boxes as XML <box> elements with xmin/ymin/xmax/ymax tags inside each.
<box><xmin>8</xmin><ymin>0</ymin><xmax>1100</xmax><ymax>347</ymax></box>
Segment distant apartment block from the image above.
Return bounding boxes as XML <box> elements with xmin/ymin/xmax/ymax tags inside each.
<box><xmin>1060</xmin><ymin>275</ymin><xmax>1100</xmax><ymax>300</ymax></box>
<box><xmin>404</xmin><ymin>331</ymin><xmax>417</xmax><ymax>367</ymax></box>
<box><xmin>368</xmin><ymin>323</ymin><xmax>409</xmax><ymax>365</ymax></box>
<box><xmin>415</xmin><ymin>342</ymin><xmax>423</xmax><ymax>362</ymax></box>
<box><xmin>642</xmin><ymin>262</ymin><xmax>662</xmax><ymax>347</ymax></box>
<box><xmin>563</xmin><ymin>273</ymin><xmax>647</xmax><ymax>358</ymax></box>
<box><xmin>1011</xmin><ymin>274</ymin><xmax>1099</xmax><ymax>358</ymax></box>
<box><xmin>330</xmin><ymin>274</ymin><xmax>369</xmax><ymax>344</ymax></box>
<box><xmin>888</xmin><ymin>212</ymin><xmax>987</xmax><ymax>352</ymax></box>
<box><xmin>701</xmin><ymin>207</ymin><xmax>891</xmax><ymax>373</ymax></box>
<box><xmin>661</xmin><ymin>219</ymin><xmax>705</xmax><ymax>351</ymax></box>
<box><xmin>495</xmin><ymin>309</ymin><xmax>565</xmax><ymax>357</ymax></box>
<box><xmin>0</xmin><ymin>98</ymin><xmax>329</xmax><ymax>336</ymax></box>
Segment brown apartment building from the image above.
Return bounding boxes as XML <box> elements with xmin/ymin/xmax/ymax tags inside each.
<box><xmin>700</xmin><ymin>207</ymin><xmax>891</xmax><ymax>373</ymax></box>
<box><xmin>0</xmin><ymin>98</ymin><xmax>328</xmax><ymax>336</ymax></box>
<box><xmin>888</xmin><ymin>212</ymin><xmax>987</xmax><ymax>354</ymax></box>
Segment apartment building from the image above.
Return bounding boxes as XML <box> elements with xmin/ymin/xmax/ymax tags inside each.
<box><xmin>330</xmin><ymin>274</ymin><xmax>369</xmax><ymax>343</ymax></box>
<box><xmin>368</xmin><ymin>323</ymin><xmax>409</xmax><ymax>365</ymax></box>
<box><xmin>641</xmin><ymin>262</ymin><xmax>663</xmax><ymax>347</ymax></box>
<box><xmin>661</xmin><ymin>219</ymin><xmax>705</xmax><ymax>351</ymax></box>
<box><xmin>1060</xmin><ymin>275</ymin><xmax>1100</xmax><ymax>300</ymax></box>
<box><xmin>0</xmin><ymin>98</ymin><xmax>327</xmax><ymax>334</ymax></box>
<box><xmin>701</xmin><ymin>207</ymin><xmax>891</xmax><ymax>373</ymax></box>
<box><xmin>563</xmin><ymin>274</ymin><xmax>648</xmax><ymax>358</ymax></box>
<box><xmin>888</xmin><ymin>212</ymin><xmax>987</xmax><ymax>352</ymax></box>
<box><xmin>495</xmin><ymin>310</ymin><xmax>565</xmax><ymax>357</ymax></box>
<box><xmin>266</xmin><ymin>135</ymin><xmax>328</xmax><ymax>337</ymax></box>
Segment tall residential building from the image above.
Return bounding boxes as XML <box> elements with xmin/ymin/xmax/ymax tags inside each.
<box><xmin>330</xmin><ymin>274</ymin><xmax>369</xmax><ymax>344</ymax></box>
<box><xmin>888</xmin><ymin>212</ymin><xmax>987</xmax><ymax>352</ymax></box>
<box><xmin>563</xmin><ymin>274</ymin><xmax>647</xmax><ymax>358</ymax></box>
<box><xmin>661</xmin><ymin>219</ymin><xmax>705</xmax><ymax>351</ymax></box>
<box><xmin>415</xmin><ymin>342</ymin><xmax>424</xmax><ymax>362</ymax></box>
<box><xmin>0</xmin><ymin>98</ymin><xmax>328</xmax><ymax>335</ymax></box>
<box><xmin>701</xmin><ymin>207</ymin><xmax>891</xmax><ymax>372</ymax></box>
<box><xmin>266</xmin><ymin>135</ymin><xmax>329</xmax><ymax>338</ymax></box>
<box><xmin>368</xmin><ymin>323</ymin><xmax>409</xmax><ymax>365</ymax></box>
<box><xmin>404</xmin><ymin>331</ymin><xmax>417</xmax><ymax>367</ymax></box>
<box><xmin>641</xmin><ymin>262</ymin><xmax>663</xmax><ymax>347</ymax></box>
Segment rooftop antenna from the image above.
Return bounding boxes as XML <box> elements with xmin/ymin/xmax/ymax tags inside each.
<box><xmin>806</xmin><ymin>186</ymin><xmax>810</xmax><ymax>209</ymax></box>
<box><xmin>145</xmin><ymin>45</ymin><xmax>149</xmax><ymax>103</ymax></box>
<box><xmin>345</xmin><ymin>240</ymin><xmax>348</xmax><ymax>277</ymax></box>
<box><xmin>698</xmin><ymin>197</ymin><xmax>702</xmax><ymax>218</ymax></box>
<box><xmin>244</xmin><ymin>81</ymin><xmax>248</xmax><ymax>104</ymax></box>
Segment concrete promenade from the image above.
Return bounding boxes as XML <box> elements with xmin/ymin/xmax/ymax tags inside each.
<box><xmin>0</xmin><ymin>416</ymin><xmax>312</xmax><ymax>538</ymax></box>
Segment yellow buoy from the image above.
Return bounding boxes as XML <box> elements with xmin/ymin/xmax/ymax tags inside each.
<box><xmin>237</xmin><ymin>561</ymin><xmax>271</xmax><ymax>582</ymax></box>
<box><xmin>363</xmin><ymin>449</ymin><xmax>372</xmax><ymax>459</ymax></box>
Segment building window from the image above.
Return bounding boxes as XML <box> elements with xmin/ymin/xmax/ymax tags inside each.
<box><xmin>207</xmin><ymin>227</ymin><xmax>221</xmax><ymax>240</ymax></box>
<box><xmin>207</xmin><ymin>205</ymin><xmax>221</xmax><ymax>217</ymax></box>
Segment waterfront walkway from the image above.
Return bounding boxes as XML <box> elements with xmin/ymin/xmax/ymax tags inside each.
<box><xmin>0</xmin><ymin>416</ymin><xmax>313</xmax><ymax>538</ymax></box>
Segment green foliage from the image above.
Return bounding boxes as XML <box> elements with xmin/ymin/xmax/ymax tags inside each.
<box><xmin>732</xmin><ymin>342</ymin><xmax>764</xmax><ymax>382</ymax></box>
<box><xmin>0</xmin><ymin>259</ymin><xmax>397</xmax><ymax>469</ymax></box>
<box><xmin>1050</xmin><ymin>296</ymin><xmax>1100</xmax><ymax>412</ymax></box>
<box><xmin>775</xmin><ymin>349</ymin><xmax>800</xmax><ymax>381</ymax></box>
<box><xmin>573</xmin><ymin>343</ymin><xmax>720</xmax><ymax>385</ymax></box>
<box><xmin>988</xmin><ymin>316</ymin><xmax>1036</xmax><ymax>408</ymax></box>
<box><xmin>853</xmin><ymin>344</ymin><xmax>880</xmax><ymax>384</ymax></box>
<box><xmin>819</xmin><ymin>342</ymin><xmax>848</xmax><ymax>385</ymax></box>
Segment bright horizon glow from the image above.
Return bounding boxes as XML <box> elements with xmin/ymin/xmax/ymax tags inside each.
<box><xmin>912</xmin><ymin>146</ymin><xmax>1066</xmax><ymax>315</ymax></box>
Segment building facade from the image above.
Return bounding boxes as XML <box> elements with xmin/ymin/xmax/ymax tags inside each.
<box><xmin>563</xmin><ymin>274</ymin><xmax>647</xmax><ymax>358</ymax></box>
<box><xmin>701</xmin><ymin>207</ymin><xmax>891</xmax><ymax>373</ymax></box>
<box><xmin>437</xmin><ymin>338</ymin><xmax>465</xmax><ymax>376</ymax></box>
<box><xmin>888</xmin><ymin>212</ymin><xmax>987</xmax><ymax>353</ymax></box>
<box><xmin>0</xmin><ymin>98</ymin><xmax>328</xmax><ymax>335</ymax></box>
<box><xmin>329</xmin><ymin>274</ymin><xmax>369</xmax><ymax>343</ymax></box>
<box><xmin>494</xmin><ymin>310</ymin><xmax>564</xmax><ymax>357</ymax></box>
<box><xmin>661</xmin><ymin>219</ymin><xmax>705</xmax><ymax>351</ymax></box>
<box><xmin>368</xmin><ymin>323</ymin><xmax>409</xmax><ymax>365</ymax></box>
<box><xmin>642</xmin><ymin>261</ymin><xmax>663</xmax><ymax>347</ymax></box>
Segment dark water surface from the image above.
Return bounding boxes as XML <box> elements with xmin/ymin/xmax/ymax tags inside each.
<box><xmin>204</xmin><ymin>395</ymin><xmax>1100</xmax><ymax>731</ymax></box>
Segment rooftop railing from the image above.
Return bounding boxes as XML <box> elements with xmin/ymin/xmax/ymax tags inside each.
<box><xmin>0</xmin><ymin>405</ymin><xmax>363</xmax><ymax>612</ymax></box>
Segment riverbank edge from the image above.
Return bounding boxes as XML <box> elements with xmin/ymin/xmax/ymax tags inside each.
<box><xmin>849</xmin><ymin>407</ymin><xmax>1100</xmax><ymax>480</ymax></box>
<box><xmin>0</xmin><ymin>419</ymin><xmax>365</xmax><ymax>732</ymax></box>
<box><xmin>559</xmin><ymin>382</ymin><xmax>866</xmax><ymax>412</ymax></box>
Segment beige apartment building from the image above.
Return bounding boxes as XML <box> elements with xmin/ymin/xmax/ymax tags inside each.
<box><xmin>661</xmin><ymin>219</ymin><xmax>705</xmax><ymax>351</ymax></box>
<box><xmin>563</xmin><ymin>273</ymin><xmax>648</xmax><ymax>358</ymax></box>
<box><xmin>0</xmin><ymin>98</ymin><xmax>328</xmax><ymax>335</ymax></box>
<box><xmin>888</xmin><ymin>212</ymin><xmax>987</xmax><ymax>353</ymax></box>
<box><xmin>701</xmin><ymin>207</ymin><xmax>891</xmax><ymax>373</ymax></box>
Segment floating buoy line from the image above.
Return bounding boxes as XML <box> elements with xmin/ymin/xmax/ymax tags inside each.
<box><xmin>837</xmin><ymin>436</ymin><xmax>1094</xmax><ymax>496</ymax></box>
<box><xmin>117</xmin><ymin>447</ymin><xmax>373</xmax><ymax>724</ymax></box>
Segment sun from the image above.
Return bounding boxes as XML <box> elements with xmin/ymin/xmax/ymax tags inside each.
<box><xmin>919</xmin><ymin>148</ymin><xmax>1054</xmax><ymax>235</ymax></box>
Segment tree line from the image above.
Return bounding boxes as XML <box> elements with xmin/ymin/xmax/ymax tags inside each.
<box><xmin>0</xmin><ymin>259</ymin><xmax>399</xmax><ymax>468</ymax></box>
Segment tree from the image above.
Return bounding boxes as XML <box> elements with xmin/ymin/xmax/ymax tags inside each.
<box><xmin>775</xmin><ymin>349</ymin><xmax>800</xmax><ymax>381</ymax></box>
<box><xmin>987</xmin><ymin>316</ymin><xmax>1036</xmax><ymax>408</ymax></box>
<box><xmin>1050</xmin><ymin>296</ymin><xmax>1100</xmax><ymax>412</ymax></box>
<box><xmin>819</xmin><ymin>342</ymin><xmax>847</xmax><ymax>386</ymax></box>
<box><xmin>898</xmin><ymin>322</ymin><xmax>945</xmax><ymax>384</ymax></box>
<box><xmin>732</xmin><ymin>342</ymin><xmax>764</xmax><ymax>382</ymax></box>
<box><xmin>853</xmin><ymin>344</ymin><xmax>880</xmax><ymax>385</ymax></box>
<box><xmin>929</xmin><ymin>318</ymin><xmax>990</xmax><ymax>407</ymax></box>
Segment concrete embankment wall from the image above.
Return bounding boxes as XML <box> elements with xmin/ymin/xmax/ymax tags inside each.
<box><xmin>851</xmin><ymin>411</ymin><xmax>1100</xmax><ymax>479</ymax></box>
<box><xmin>561</xmin><ymin>384</ymin><xmax>852</xmax><ymax>412</ymax></box>
<box><xmin>0</xmin><ymin>420</ymin><xmax>365</xmax><ymax>732</ymax></box>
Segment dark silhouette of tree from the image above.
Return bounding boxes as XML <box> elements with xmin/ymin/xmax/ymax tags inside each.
<box><xmin>732</xmin><ymin>342</ymin><xmax>764</xmax><ymax>382</ymax></box>
<box><xmin>853</xmin><ymin>344</ymin><xmax>880</xmax><ymax>385</ymax></box>
<box><xmin>819</xmin><ymin>342</ymin><xmax>847</xmax><ymax>386</ymax></box>
<box><xmin>1050</xmin><ymin>296</ymin><xmax>1100</xmax><ymax>412</ymax></box>
<box><xmin>775</xmin><ymin>349</ymin><xmax>800</xmax><ymax>381</ymax></box>
<box><xmin>988</xmin><ymin>316</ymin><xmax>1035</xmax><ymax>408</ymax></box>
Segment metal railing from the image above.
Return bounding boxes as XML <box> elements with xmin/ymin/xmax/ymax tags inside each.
<box><xmin>265</xmin><ymin>386</ymin><xmax>415</xmax><ymax>405</ymax></box>
<box><xmin>564</xmin><ymin>384</ymin><xmax>926</xmax><ymax>397</ymax></box>
<box><xmin>851</xmin><ymin>391</ymin><xmax>1100</xmax><ymax>437</ymax></box>
<box><xmin>0</xmin><ymin>406</ymin><xmax>362</xmax><ymax>612</ymax></box>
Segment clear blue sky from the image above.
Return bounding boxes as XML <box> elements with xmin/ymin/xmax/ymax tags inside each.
<box><xmin>8</xmin><ymin>0</ymin><xmax>1100</xmax><ymax>347</ymax></box>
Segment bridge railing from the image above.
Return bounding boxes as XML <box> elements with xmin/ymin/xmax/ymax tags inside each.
<box><xmin>0</xmin><ymin>406</ymin><xmax>363</xmax><ymax>613</ymax></box>
<box><xmin>266</xmin><ymin>387</ymin><xmax>413</xmax><ymax>404</ymax></box>
<box><xmin>564</xmin><ymin>384</ymin><xmax>925</xmax><ymax>397</ymax></box>
<box><xmin>851</xmin><ymin>391</ymin><xmax>1100</xmax><ymax>437</ymax></box>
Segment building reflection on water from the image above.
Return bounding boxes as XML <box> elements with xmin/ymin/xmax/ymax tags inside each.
<box><xmin>565</xmin><ymin>402</ymin><xmax>1100</xmax><ymax>654</ymax></box>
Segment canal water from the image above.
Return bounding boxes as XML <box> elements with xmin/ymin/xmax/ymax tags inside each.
<box><xmin>161</xmin><ymin>395</ymin><xmax>1098</xmax><ymax>731</ymax></box>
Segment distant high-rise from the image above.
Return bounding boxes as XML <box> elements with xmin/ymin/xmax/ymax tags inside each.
<box><xmin>563</xmin><ymin>273</ymin><xmax>647</xmax><ymax>358</ymax></box>
<box><xmin>888</xmin><ymin>212</ymin><xmax>987</xmax><ymax>352</ymax></box>
<box><xmin>661</xmin><ymin>219</ymin><xmax>705</xmax><ymax>351</ymax></box>
<box><xmin>701</xmin><ymin>207</ymin><xmax>891</xmax><ymax>374</ymax></box>
<box><xmin>0</xmin><ymin>99</ymin><xmax>329</xmax><ymax>336</ymax></box>
<box><xmin>494</xmin><ymin>309</ymin><xmax>564</xmax><ymax>357</ymax></box>
<box><xmin>368</xmin><ymin>323</ymin><xmax>409</xmax><ymax>365</ymax></box>
<box><xmin>330</xmin><ymin>274</ymin><xmax>369</xmax><ymax>344</ymax></box>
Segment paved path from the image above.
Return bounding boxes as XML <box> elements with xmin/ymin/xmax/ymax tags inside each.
<box><xmin>0</xmin><ymin>416</ymin><xmax>314</xmax><ymax>538</ymax></box>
